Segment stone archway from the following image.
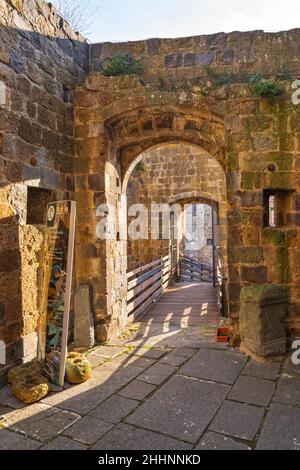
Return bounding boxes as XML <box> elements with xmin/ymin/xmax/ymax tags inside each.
<box><xmin>122</xmin><ymin>144</ymin><xmax>228</xmax><ymax>316</ymax></box>
<box><xmin>75</xmin><ymin>73</ymin><xmax>297</xmax><ymax>345</ymax></box>
<box><xmin>74</xmin><ymin>84</ymin><xmax>230</xmax><ymax>340</ymax></box>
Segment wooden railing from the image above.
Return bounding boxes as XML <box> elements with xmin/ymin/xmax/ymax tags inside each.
<box><xmin>214</xmin><ymin>246</ymin><xmax>228</xmax><ymax>317</ymax></box>
<box><xmin>180</xmin><ymin>256</ymin><xmax>214</xmax><ymax>283</ymax></box>
<box><xmin>126</xmin><ymin>255</ymin><xmax>171</xmax><ymax>321</ymax></box>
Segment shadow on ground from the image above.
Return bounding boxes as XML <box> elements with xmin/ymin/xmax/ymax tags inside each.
<box><xmin>0</xmin><ymin>283</ymin><xmax>299</xmax><ymax>451</ymax></box>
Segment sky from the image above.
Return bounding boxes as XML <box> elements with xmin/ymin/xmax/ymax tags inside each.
<box><xmin>75</xmin><ymin>0</ymin><xmax>300</xmax><ymax>43</ymax></box>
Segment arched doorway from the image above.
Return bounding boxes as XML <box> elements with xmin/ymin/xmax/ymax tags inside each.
<box><xmin>121</xmin><ymin>142</ymin><xmax>227</xmax><ymax>325</ymax></box>
<box><xmin>75</xmin><ymin>92</ymin><xmax>229</xmax><ymax>342</ymax></box>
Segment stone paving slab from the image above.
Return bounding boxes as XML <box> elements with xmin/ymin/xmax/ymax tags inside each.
<box><xmin>228</xmin><ymin>375</ymin><xmax>275</xmax><ymax>406</ymax></box>
<box><xmin>179</xmin><ymin>349</ymin><xmax>247</xmax><ymax>385</ymax></box>
<box><xmin>160</xmin><ymin>352</ymin><xmax>188</xmax><ymax>366</ymax></box>
<box><xmin>88</xmin><ymin>354</ymin><xmax>107</xmax><ymax>369</ymax></box>
<box><xmin>125</xmin><ymin>355</ymin><xmax>157</xmax><ymax>369</ymax></box>
<box><xmin>41</xmin><ymin>364</ymin><xmax>142</xmax><ymax>415</ymax></box>
<box><xmin>7</xmin><ymin>408</ymin><xmax>80</xmax><ymax>443</ymax></box>
<box><xmin>242</xmin><ymin>360</ymin><xmax>281</xmax><ymax>381</ymax></box>
<box><xmin>91</xmin><ymin>423</ymin><xmax>193</xmax><ymax>450</ymax></box>
<box><xmin>0</xmin><ymin>405</ymin><xmax>13</xmax><ymax>418</ymax></box>
<box><xmin>88</xmin><ymin>395</ymin><xmax>139</xmax><ymax>424</ymax></box>
<box><xmin>41</xmin><ymin>382</ymin><xmax>116</xmax><ymax>415</ymax></box>
<box><xmin>1</xmin><ymin>403</ymin><xmax>58</xmax><ymax>428</ymax></box>
<box><xmin>0</xmin><ymin>385</ymin><xmax>27</xmax><ymax>410</ymax></box>
<box><xmin>40</xmin><ymin>436</ymin><xmax>88</xmax><ymax>450</ymax></box>
<box><xmin>137</xmin><ymin>363</ymin><xmax>177</xmax><ymax>385</ymax></box>
<box><xmin>131</xmin><ymin>347</ymin><xmax>169</xmax><ymax>359</ymax></box>
<box><xmin>63</xmin><ymin>415</ymin><xmax>113</xmax><ymax>445</ymax></box>
<box><xmin>196</xmin><ymin>431</ymin><xmax>251</xmax><ymax>450</ymax></box>
<box><xmin>256</xmin><ymin>403</ymin><xmax>300</xmax><ymax>450</ymax></box>
<box><xmin>273</xmin><ymin>376</ymin><xmax>300</xmax><ymax>406</ymax></box>
<box><xmin>282</xmin><ymin>357</ymin><xmax>300</xmax><ymax>377</ymax></box>
<box><xmin>90</xmin><ymin>346</ymin><xmax>125</xmax><ymax>359</ymax></box>
<box><xmin>118</xmin><ymin>380</ymin><xmax>157</xmax><ymax>401</ymax></box>
<box><xmin>209</xmin><ymin>400</ymin><xmax>265</xmax><ymax>441</ymax></box>
<box><xmin>171</xmin><ymin>347</ymin><xmax>198</xmax><ymax>358</ymax></box>
<box><xmin>0</xmin><ymin>429</ymin><xmax>41</xmax><ymax>450</ymax></box>
<box><xmin>126</xmin><ymin>375</ymin><xmax>228</xmax><ymax>443</ymax></box>
<box><xmin>1</xmin><ymin>312</ymin><xmax>299</xmax><ymax>451</ymax></box>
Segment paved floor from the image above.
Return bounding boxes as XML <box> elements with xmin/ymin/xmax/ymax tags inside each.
<box><xmin>0</xmin><ymin>282</ymin><xmax>299</xmax><ymax>450</ymax></box>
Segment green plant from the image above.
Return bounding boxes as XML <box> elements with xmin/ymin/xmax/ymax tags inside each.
<box><xmin>248</xmin><ymin>73</ymin><xmax>263</xmax><ymax>84</ymax></box>
<box><xmin>204</xmin><ymin>66</ymin><xmax>235</xmax><ymax>86</ymax></box>
<box><xmin>253</xmin><ymin>80</ymin><xmax>283</xmax><ymax>98</ymax></box>
<box><xmin>102</xmin><ymin>53</ymin><xmax>143</xmax><ymax>77</ymax></box>
<box><xmin>135</xmin><ymin>161</ymin><xmax>146</xmax><ymax>172</ymax></box>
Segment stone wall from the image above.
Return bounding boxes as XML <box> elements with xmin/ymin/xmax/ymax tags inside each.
<box><xmin>0</xmin><ymin>0</ymin><xmax>88</xmax><ymax>382</ymax></box>
<box><xmin>75</xmin><ymin>29</ymin><xmax>300</xmax><ymax>344</ymax></box>
<box><xmin>126</xmin><ymin>144</ymin><xmax>226</xmax><ymax>272</ymax></box>
<box><xmin>1</xmin><ymin>0</ymin><xmax>300</xmax><ymax>378</ymax></box>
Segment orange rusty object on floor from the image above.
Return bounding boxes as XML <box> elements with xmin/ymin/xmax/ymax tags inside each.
<box><xmin>216</xmin><ymin>327</ymin><xmax>230</xmax><ymax>343</ymax></box>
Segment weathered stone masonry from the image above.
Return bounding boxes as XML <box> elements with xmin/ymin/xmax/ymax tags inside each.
<box><xmin>1</xmin><ymin>0</ymin><xmax>300</xmax><ymax>382</ymax></box>
<box><xmin>76</xmin><ymin>32</ymin><xmax>300</xmax><ymax>346</ymax></box>
<box><xmin>0</xmin><ymin>0</ymin><xmax>88</xmax><ymax>382</ymax></box>
<box><xmin>125</xmin><ymin>144</ymin><xmax>226</xmax><ymax>272</ymax></box>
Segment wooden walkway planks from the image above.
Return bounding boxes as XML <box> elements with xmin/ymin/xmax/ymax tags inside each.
<box><xmin>140</xmin><ymin>281</ymin><xmax>220</xmax><ymax>327</ymax></box>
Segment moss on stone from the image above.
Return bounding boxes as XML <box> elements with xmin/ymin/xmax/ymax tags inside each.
<box><xmin>262</xmin><ymin>228</ymin><xmax>296</xmax><ymax>247</ymax></box>
<box><xmin>65</xmin><ymin>352</ymin><xmax>92</xmax><ymax>384</ymax></box>
<box><xmin>226</xmin><ymin>152</ymin><xmax>239</xmax><ymax>171</ymax></box>
<box><xmin>228</xmin><ymin>246</ymin><xmax>264</xmax><ymax>264</ymax></box>
<box><xmin>12</xmin><ymin>374</ymin><xmax>49</xmax><ymax>404</ymax></box>
<box><xmin>241</xmin><ymin>172</ymin><xmax>254</xmax><ymax>190</ymax></box>
<box><xmin>276</xmin><ymin>246</ymin><xmax>291</xmax><ymax>283</ymax></box>
<box><xmin>240</xmin><ymin>284</ymin><xmax>289</xmax><ymax>302</ymax></box>
<box><xmin>228</xmin><ymin>208</ymin><xmax>248</xmax><ymax>225</ymax></box>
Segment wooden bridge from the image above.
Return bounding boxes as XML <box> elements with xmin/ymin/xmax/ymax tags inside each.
<box><xmin>127</xmin><ymin>255</ymin><xmax>222</xmax><ymax>327</ymax></box>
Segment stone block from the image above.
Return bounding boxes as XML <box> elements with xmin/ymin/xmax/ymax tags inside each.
<box><xmin>209</xmin><ymin>400</ymin><xmax>265</xmax><ymax>441</ymax></box>
<box><xmin>240</xmin><ymin>284</ymin><xmax>288</xmax><ymax>356</ymax></box>
<box><xmin>126</xmin><ymin>375</ymin><xmax>226</xmax><ymax>444</ymax></box>
<box><xmin>89</xmin><ymin>395</ymin><xmax>139</xmax><ymax>424</ymax></box>
<box><xmin>243</xmin><ymin>360</ymin><xmax>280</xmax><ymax>380</ymax></box>
<box><xmin>228</xmin><ymin>375</ymin><xmax>275</xmax><ymax>406</ymax></box>
<box><xmin>91</xmin><ymin>423</ymin><xmax>192</xmax><ymax>450</ymax></box>
<box><xmin>0</xmin><ymin>429</ymin><xmax>40</xmax><ymax>450</ymax></box>
<box><xmin>241</xmin><ymin>266</ymin><xmax>268</xmax><ymax>283</ymax></box>
<box><xmin>63</xmin><ymin>415</ymin><xmax>113</xmax><ymax>444</ymax></box>
<box><xmin>164</xmin><ymin>54</ymin><xmax>183</xmax><ymax>68</ymax></box>
<box><xmin>196</xmin><ymin>431</ymin><xmax>250</xmax><ymax>450</ymax></box>
<box><xmin>256</xmin><ymin>403</ymin><xmax>300</xmax><ymax>450</ymax></box>
<box><xmin>40</xmin><ymin>436</ymin><xmax>87</xmax><ymax>450</ymax></box>
<box><xmin>194</xmin><ymin>51</ymin><xmax>215</xmax><ymax>65</ymax></box>
<box><xmin>137</xmin><ymin>363</ymin><xmax>176</xmax><ymax>385</ymax></box>
<box><xmin>273</xmin><ymin>376</ymin><xmax>300</xmax><ymax>406</ymax></box>
<box><xmin>118</xmin><ymin>380</ymin><xmax>156</xmax><ymax>400</ymax></box>
<box><xmin>179</xmin><ymin>349</ymin><xmax>247</xmax><ymax>385</ymax></box>
<box><xmin>74</xmin><ymin>285</ymin><xmax>95</xmax><ymax>349</ymax></box>
<box><xmin>21</xmin><ymin>332</ymin><xmax>38</xmax><ymax>362</ymax></box>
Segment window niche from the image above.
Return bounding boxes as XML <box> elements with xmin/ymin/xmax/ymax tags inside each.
<box><xmin>263</xmin><ymin>189</ymin><xmax>293</xmax><ymax>228</ymax></box>
<box><xmin>26</xmin><ymin>187</ymin><xmax>54</xmax><ymax>225</ymax></box>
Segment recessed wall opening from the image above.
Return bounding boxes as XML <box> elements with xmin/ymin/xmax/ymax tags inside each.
<box><xmin>263</xmin><ymin>189</ymin><xmax>293</xmax><ymax>228</ymax></box>
<box><xmin>123</xmin><ymin>143</ymin><xmax>228</xmax><ymax>325</ymax></box>
<box><xmin>26</xmin><ymin>187</ymin><xmax>54</xmax><ymax>225</ymax></box>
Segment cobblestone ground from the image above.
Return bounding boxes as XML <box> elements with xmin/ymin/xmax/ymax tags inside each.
<box><xmin>0</xmin><ymin>317</ymin><xmax>300</xmax><ymax>450</ymax></box>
